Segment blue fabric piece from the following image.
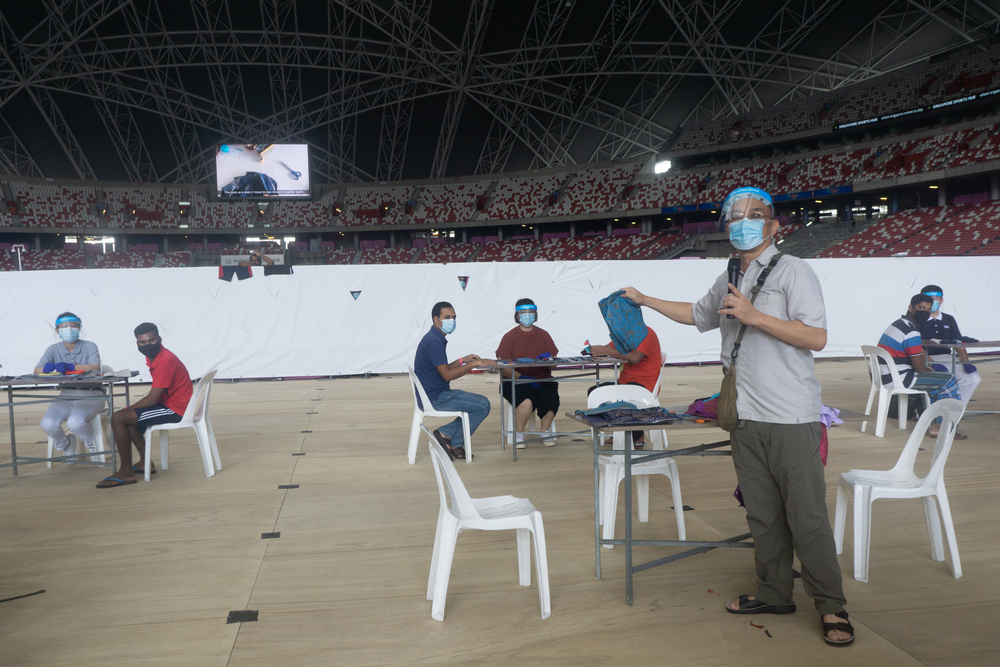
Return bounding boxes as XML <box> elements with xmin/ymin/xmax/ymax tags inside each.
<box><xmin>930</xmin><ymin>364</ymin><xmax>949</xmax><ymax>373</ymax></box>
<box><xmin>963</xmin><ymin>363</ymin><xmax>977</xmax><ymax>374</ymax></box>
<box><xmin>515</xmin><ymin>357</ymin><xmax>535</xmax><ymax>363</ymax></box>
<box><xmin>536</xmin><ymin>352</ymin><xmax>552</xmax><ymax>360</ymax></box>
<box><xmin>598</xmin><ymin>290</ymin><xmax>648</xmax><ymax>355</ymax></box>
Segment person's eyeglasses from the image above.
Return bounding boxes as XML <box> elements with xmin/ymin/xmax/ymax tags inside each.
<box><xmin>726</xmin><ymin>211</ymin><xmax>769</xmax><ymax>224</ymax></box>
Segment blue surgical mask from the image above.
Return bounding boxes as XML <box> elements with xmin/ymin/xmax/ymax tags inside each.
<box><xmin>930</xmin><ymin>300</ymin><xmax>941</xmax><ymax>313</ymax></box>
<box><xmin>59</xmin><ymin>327</ymin><xmax>80</xmax><ymax>343</ymax></box>
<box><xmin>440</xmin><ymin>318</ymin><xmax>456</xmax><ymax>334</ymax></box>
<box><xmin>518</xmin><ymin>313</ymin><xmax>536</xmax><ymax>327</ymax></box>
<box><xmin>728</xmin><ymin>219</ymin><xmax>770</xmax><ymax>251</ymax></box>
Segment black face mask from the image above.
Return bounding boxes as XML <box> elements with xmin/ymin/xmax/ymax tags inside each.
<box><xmin>911</xmin><ymin>310</ymin><xmax>931</xmax><ymax>325</ymax></box>
<box><xmin>138</xmin><ymin>342</ymin><xmax>162</xmax><ymax>358</ymax></box>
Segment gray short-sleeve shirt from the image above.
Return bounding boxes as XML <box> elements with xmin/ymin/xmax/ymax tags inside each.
<box><xmin>691</xmin><ymin>244</ymin><xmax>826</xmax><ymax>424</ymax></box>
<box><xmin>38</xmin><ymin>340</ymin><xmax>101</xmax><ymax>368</ymax></box>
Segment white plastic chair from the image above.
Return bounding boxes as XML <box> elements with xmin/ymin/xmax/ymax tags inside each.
<box><xmin>504</xmin><ymin>398</ymin><xmax>557</xmax><ymax>447</ymax></box>
<box><xmin>423</xmin><ymin>425</ymin><xmax>550</xmax><ymax>621</ymax></box>
<box><xmin>46</xmin><ymin>413</ymin><xmax>109</xmax><ymax>467</ymax></box>
<box><xmin>861</xmin><ymin>345</ymin><xmax>931</xmax><ymax>437</ymax></box>
<box><xmin>142</xmin><ymin>370</ymin><xmax>221</xmax><ymax>481</ymax></box>
<box><xmin>406</xmin><ymin>365</ymin><xmax>473</xmax><ymax>464</ymax></box>
<box><xmin>589</xmin><ymin>385</ymin><xmax>685</xmax><ymax>549</ymax></box>
<box><xmin>651</xmin><ymin>350</ymin><xmax>667</xmax><ymax>397</ymax></box>
<box><xmin>835</xmin><ymin>398</ymin><xmax>964</xmax><ymax>582</ymax></box>
<box><xmin>47</xmin><ymin>364</ymin><xmax>115</xmax><ymax>467</ymax></box>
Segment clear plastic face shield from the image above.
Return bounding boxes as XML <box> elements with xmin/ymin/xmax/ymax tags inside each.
<box><xmin>719</xmin><ymin>187</ymin><xmax>775</xmax><ymax>251</ymax></box>
<box><xmin>55</xmin><ymin>315</ymin><xmax>82</xmax><ymax>343</ymax></box>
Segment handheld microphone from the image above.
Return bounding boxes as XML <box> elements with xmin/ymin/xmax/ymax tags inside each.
<box><xmin>726</xmin><ymin>257</ymin><xmax>740</xmax><ymax>319</ymax></box>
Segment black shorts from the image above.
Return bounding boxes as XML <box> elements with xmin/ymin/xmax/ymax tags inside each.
<box><xmin>500</xmin><ymin>380</ymin><xmax>560</xmax><ymax>417</ymax></box>
<box><xmin>134</xmin><ymin>404</ymin><xmax>183</xmax><ymax>434</ymax></box>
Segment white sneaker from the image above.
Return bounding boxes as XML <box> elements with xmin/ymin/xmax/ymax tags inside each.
<box><xmin>543</xmin><ymin>434</ymin><xmax>558</xmax><ymax>447</ymax></box>
<box><xmin>62</xmin><ymin>434</ymin><xmax>79</xmax><ymax>465</ymax></box>
<box><xmin>515</xmin><ymin>433</ymin><xmax>526</xmax><ymax>449</ymax></box>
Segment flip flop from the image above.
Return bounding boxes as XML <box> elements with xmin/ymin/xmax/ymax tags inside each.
<box><xmin>132</xmin><ymin>465</ymin><xmax>157</xmax><ymax>474</ymax></box>
<box><xmin>96</xmin><ymin>476</ymin><xmax>138</xmax><ymax>489</ymax></box>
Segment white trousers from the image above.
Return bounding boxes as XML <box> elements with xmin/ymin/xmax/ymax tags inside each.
<box><xmin>40</xmin><ymin>397</ymin><xmax>107</xmax><ymax>450</ymax></box>
<box><xmin>929</xmin><ymin>354</ymin><xmax>982</xmax><ymax>410</ymax></box>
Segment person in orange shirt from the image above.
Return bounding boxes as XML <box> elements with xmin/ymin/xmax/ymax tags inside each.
<box><xmin>588</xmin><ymin>328</ymin><xmax>662</xmax><ymax>449</ymax></box>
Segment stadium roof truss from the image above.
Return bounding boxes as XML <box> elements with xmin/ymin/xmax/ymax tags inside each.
<box><xmin>0</xmin><ymin>0</ymin><xmax>997</xmax><ymax>185</ymax></box>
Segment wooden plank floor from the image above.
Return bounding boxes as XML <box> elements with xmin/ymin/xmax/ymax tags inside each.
<box><xmin>1</xmin><ymin>359</ymin><xmax>997</xmax><ymax>666</ymax></box>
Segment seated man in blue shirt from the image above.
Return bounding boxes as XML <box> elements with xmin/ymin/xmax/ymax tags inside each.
<box><xmin>919</xmin><ymin>284</ymin><xmax>981</xmax><ymax>411</ymax></box>
<box><xmin>414</xmin><ymin>302</ymin><xmax>495</xmax><ymax>460</ymax></box>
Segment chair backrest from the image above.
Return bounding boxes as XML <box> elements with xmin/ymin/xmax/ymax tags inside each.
<box><xmin>423</xmin><ymin>425</ymin><xmax>479</xmax><ymax>519</ymax></box>
<box><xmin>862</xmin><ymin>344</ymin><xmax>904</xmax><ymax>388</ymax></box>
<box><xmin>587</xmin><ymin>384</ymin><xmax>659</xmax><ymax>410</ymax></box>
<box><xmin>181</xmin><ymin>370</ymin><xmax>218</xmax><ymax>423</ymax></box>
<box><xmin>587</xmin><ymin>385</ymin><xmax>665</xmax><ymax>451</ymax></box>
<box><xmin>651</xmin><ymin>351</ymin><xmax>667</xmax><ymax>396</ymax></box>
<box><xmin>889</xmin><ymin>398</ymin><xmax>963</xmax><ymax>485</ymax></box>
<box><xmin>406</xmin><ymin>364</ymin><xmax>432</xmax><ymax>412</ymax></box>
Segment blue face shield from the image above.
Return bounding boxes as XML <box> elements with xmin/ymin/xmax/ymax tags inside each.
<box><xmin>721</xmin><ymin>186</ymin><xmax>774</xmax><ymax>251</ymax></box>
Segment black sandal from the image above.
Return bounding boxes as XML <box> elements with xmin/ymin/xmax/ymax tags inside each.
<box><xmin>822</xmin><ymin>610</ymin><xmax>855</xmax><ymax>646</ymax></box>
<box><xmin>433</xmin><ymin>429</ymin><xmax>467</xmax><ymax>461</ymax></box>
<box><xmin>726</xmin><ymin>594</ymin><xmax>796</xmax><ymax>615</ymax></box>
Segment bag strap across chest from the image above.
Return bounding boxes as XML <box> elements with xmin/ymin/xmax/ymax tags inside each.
<box><xmin>730</xmin><ymin>252</ymin><xmax>783</xmax><ymax>364</ymax></box>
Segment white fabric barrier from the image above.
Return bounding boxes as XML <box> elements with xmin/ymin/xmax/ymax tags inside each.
<box><xmin>0</xmin><ymin>257</ymin><xmax>996</xmax><ymax>382</ymax></box>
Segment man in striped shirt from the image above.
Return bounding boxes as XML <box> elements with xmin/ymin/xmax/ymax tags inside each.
<box><xmin>877</xmin><ymin>294</ymin><xmax>962</xmax><ymax>437</ymax></box>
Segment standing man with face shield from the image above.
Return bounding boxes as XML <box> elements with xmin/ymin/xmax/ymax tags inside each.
<box><xmin>619</xmin><ymin>187</ymin><xmax>854</xmax><ymax>646</ymax></box>
<box><xmin>414</xmin><ymin>302</ymin><xmax>494</xmax><ymax>460</ymax></box>
<box><xmin>97</xmin><ymin>323</ymin><xmax>193</xmax><ymax>488</ymax></box>
<box><xmin>918</xmin><ymin>284</ymin><xmax>981</xmax><ymax>411</ymax></box>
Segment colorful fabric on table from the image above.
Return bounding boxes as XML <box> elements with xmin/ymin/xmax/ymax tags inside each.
<box><xmin>575</xmin><ymin>400</ymin><xmax>637</xmax><ymax>417</ymax></box>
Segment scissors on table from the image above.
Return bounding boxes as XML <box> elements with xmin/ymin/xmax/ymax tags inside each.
<box><xmin>279</xmin><ymin>161</ymin><xmax>302</xmax><ymax>180</ymax></box>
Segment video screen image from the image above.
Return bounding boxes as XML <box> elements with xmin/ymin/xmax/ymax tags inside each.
<box><xmin>215</xmin><ymin>143</ymin><xmax>310</xmax><ymax>198</ymax></box>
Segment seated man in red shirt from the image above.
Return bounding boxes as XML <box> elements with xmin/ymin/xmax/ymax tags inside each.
<box><xmin>97</xmin><ymin>323</ymin><xmax>193</xmax><ymax>488</ymax></box>
<box><xmin>588</xmin><ymin>328</ymin><xmax>662</xmax><ymax>449</ymax></box>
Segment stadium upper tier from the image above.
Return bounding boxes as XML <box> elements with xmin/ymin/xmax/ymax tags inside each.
<box><xmin>672</xmin><ymin>47</ymin><xmax>1000</xmax><ymax>153</ymax></box>
<box><xmin>3</xmin><ymin>115</ymin><xmax>999</xmax><ymax>232</ymax></box>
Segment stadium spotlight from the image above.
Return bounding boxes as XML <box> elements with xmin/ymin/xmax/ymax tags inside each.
<box><xmin>654</xmin><ymin>160</ymin><xmax>672</xmax><ymax>174</ymax></box>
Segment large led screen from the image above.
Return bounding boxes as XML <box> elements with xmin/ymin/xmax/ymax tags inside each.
<box><xmin>215</xmin><ymin>143</ymin><xmax>310</xmax><ymax>198</ymax></box>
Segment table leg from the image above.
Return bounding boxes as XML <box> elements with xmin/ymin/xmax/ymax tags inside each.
<box><xmin>511</xmin><ymin>377</ymin><xmax>518</xmax><ymax>462</ymax></box>
<box><xmin>499</xmin><ymin>377</ymin><xmax>506</xmax><ymax>453</ymax></box>
<box><xmin>108</xmin><ymin>380</ymin><xmax>117</xmax><ymax>472</ymax></box>
<box><xmin>625</xmin><ymin>430</ymin><xmax>633</xmax><ymax>606</ymax></box>
<box><xmin>7</xmin><ymin>385</ymin><xmax>17</xmax><ymax>477</ymax></box>
<box><xmin>951</xmin><ymin>349</ymin><xmax>957</xmax><ymax>375</ymax></box>
<box><xmin>593</xmin><ymin>426</ymin><xmax>601</xmax><ymax>579</ymax></box>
